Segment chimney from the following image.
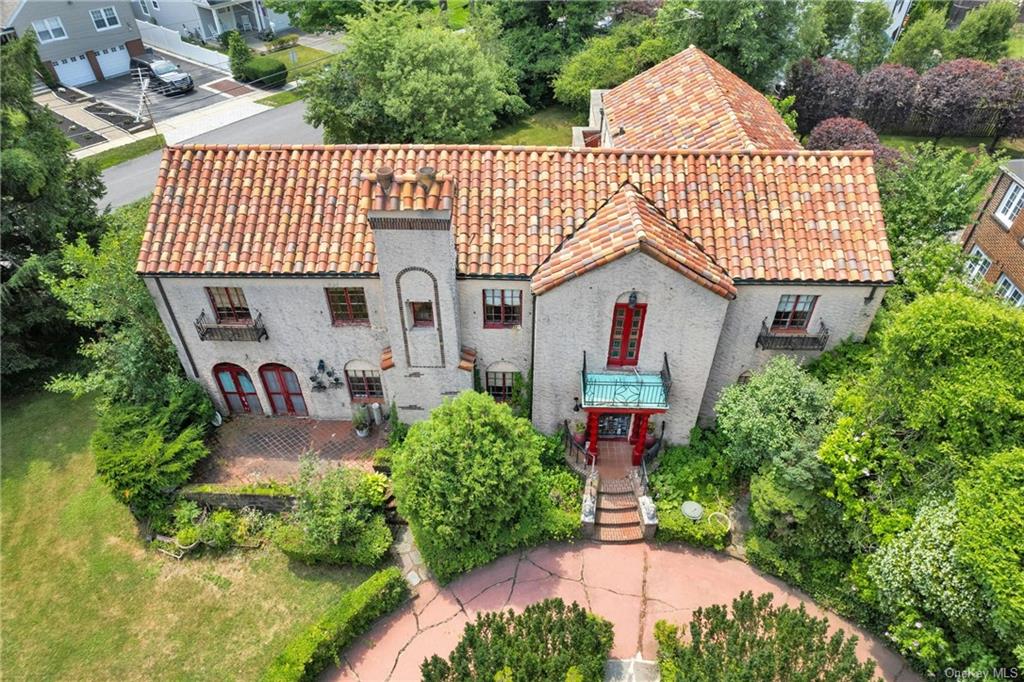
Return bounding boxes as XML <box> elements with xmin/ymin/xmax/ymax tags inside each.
<box><xmin>416</xmin><ymin>166</ymin><xmax>436</xmax><ymax>190</ymax></box>
<box><xmin>376</xmin><ymin>165</ymin><xmax>394</xmax><ymax>194</ymax></box>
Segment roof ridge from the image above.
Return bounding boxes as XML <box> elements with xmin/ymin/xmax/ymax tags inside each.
<box><xmin>691</xmin><ymin>48</ymin><xmax>757</xmax><ymax>150</ymax></box>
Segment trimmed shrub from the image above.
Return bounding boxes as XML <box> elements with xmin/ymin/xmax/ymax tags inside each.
<box><xmin>266</xmin><ymin>34</ymin><xmax>300</xmax><ymax>52</ymax></box>
<box><xmin>243</xmin><ymin>56</ymin><xmax>288</xmax><ymax>87</ymax></box>
<box><xmin>914</xmin><ymin>58</ymin><xmax>1012</xmax><ymax>136</ymax></box>
<box><xmin>785</xmin><ymin>57</ymin><xmax>859</xmax><ymax>134</ymax></box>
<box><xmin>273</xmin><ymin>514</ymin><xmax>391</xmax><ymax>566</ymax></box>
<box><xmin>226</xmin><ymin>31</ymin><xmax>253</xmax><ymax>80</ymax></box>
<box><xmin>854</xmin><ymin>63</ymin><xmax>919</xmax><ymax>131</ymax></box>
<box><xmin>421</xmin><ymin>599</ymin><xmax>614</xmax><ymax>682</ymax></box>
<box><xmin>261</xmin><ymin>567</ymin><xmax>409</xmax><ymax>682</ymax></box>
<box><xmin>806</xmin><ymin>116</ymin><xmax>879</xmax><ymax>150</ymax></box>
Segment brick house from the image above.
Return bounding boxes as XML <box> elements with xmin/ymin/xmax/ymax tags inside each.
<box><xmin>962</xmin><ymin>159</ymin><xmax>1024</xmax><ymax>307</ymax></box>
<box><xmin>139</xmin><ymin>47</ymin><xmax>894</xmax><ymax>462</ymax></box>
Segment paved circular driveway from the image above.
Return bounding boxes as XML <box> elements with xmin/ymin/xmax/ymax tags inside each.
<box><xmin>332</xmin><ymin>541</ymin><xmax>922</xmax><ymax>681</ymax></box>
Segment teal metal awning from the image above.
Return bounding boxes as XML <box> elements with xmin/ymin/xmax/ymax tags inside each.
<box><xmin>579</xmin><ymin>352</ymin><xmax>671</xmax><ymax>410</ymax></box>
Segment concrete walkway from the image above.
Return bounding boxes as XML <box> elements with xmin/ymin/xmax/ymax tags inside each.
<box><xmin>332</xmin><ymin>541</ymin><xmax>923</xmax><ymax>682</ymax></box>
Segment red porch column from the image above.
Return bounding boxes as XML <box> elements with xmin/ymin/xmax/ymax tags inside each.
<box><xmin>587</xmin><ymin>410</ymin><xmax>600</xmax><ymax>460</ymax></box>
<box><xmin>632</xmin><ymin>412</ymin><xmax>650</xmax><ymax>465</ymax></box>
<box><xmin>628</xmin><ymin>413</ymin><xmax>642</xmax><ymax>444</ymax></box>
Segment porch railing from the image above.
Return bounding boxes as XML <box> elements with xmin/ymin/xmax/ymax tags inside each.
<box><xmin>563</xmin><ymin>420</ymin><xmax>594</xmax><ymax>472</ymax></box>
<box><xmin>580</xmin><ymin>351</ymin><xmax>672</xmax><ymax>409</ymax></box>
<box><xmin>639</xmin><ymin>421</ymin><xmax>665</xmax><ymax>493</ymax></box>
<box><xmin>755</xmin><ymin>318</ymin><xmax>829</xmax><ymax>351</ymax></box>
<box><xmin>194</xmin><ymin>310</ymin><xmax>268</xmax><ymax>342</ymax></box>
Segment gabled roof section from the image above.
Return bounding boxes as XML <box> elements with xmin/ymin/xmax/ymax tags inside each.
<box><xmin>532</xmin><ymin>183</ymin><xmax>736</xmax><ymax>298</ymax></box>
<box><xmin>602</xmin><ymin>46</ymin><xmax>801</xmax><ymax>151</ymax></box>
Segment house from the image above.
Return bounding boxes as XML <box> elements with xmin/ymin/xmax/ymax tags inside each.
<box><xmin>2</xmin><ymin>0</ymin><xmax>144</xmax><ymax>86</ymax></box>
<box><xmin>129</xmin><ymin>0</ymin><xmax>290</xmax><ymax>43</ymax></box>
<box><xmin>962</xmin><ymin>159</ymin><xmax>1024</xmax><ymax>307</ymax></box>
<box><xmin>138</xmin><ymin>47</ymin><xmax>893</xmax><ymax>462</ymax></box>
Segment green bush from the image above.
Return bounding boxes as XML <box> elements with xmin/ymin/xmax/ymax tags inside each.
<box><xmin>226</xmin><ymin>31</ymin><xmax>253</xmax><ymax>79</ymax></box>
<box><xmin>243</xmin><ymin>56</ymin><xmax>288</xmax><ymax>87</ymax></box>
<box><xmin>261</xmin><ymin>567</ymin><xmax>409</xmax><ymax>682</ymax></box>
<box><xmin>654</xmin><ymin>592</ymin><xmax>877</xmax><ymax>681</ymax></box>
<box><xmin>421</xmin><ymin>599</ymin><xmax>613</xmax><ymax>682</ymax></box>
<box><xmin>267</xmin><ymin>34</ymin><xmax>300</xmax><ymax>51</ymax></box>
<box><xmin>273</xmin><ymin>514</ymin><xmax>391</xmax><ymax>566</ymax></box>
<box><xmin>657</xmin><ymin>505</ymin><xmax>732</xmax><ymax>551</ymax></box>
<box><xmin>392</xmin><ymin>391</ymin><xmax>554</xmax><ymax>583</ymax></box>
<box><xmin>199</xmin><ymin>509</ymin><xmax>238</xmax><ymax>549</ymax></box>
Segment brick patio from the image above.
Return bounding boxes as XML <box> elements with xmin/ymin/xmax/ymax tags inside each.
<box><xmin>194</xmin><ymin>416</ymin><xmax>386</xmax><ymax>485</ymax></box>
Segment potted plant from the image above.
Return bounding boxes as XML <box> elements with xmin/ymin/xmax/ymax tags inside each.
<box><xmin>573</xmin><ymin>421</ymin><xmax>587</xmax><ymax>445</ymax></box>
<box><xmin>353</xmin><ymin>406</ymin><xmax>371</xmax><ymax>438</ymax></box>
<box><xmin>645</xmin><ymin>420</ymin><xmax>658</xmax><ymax>448</ymax></box>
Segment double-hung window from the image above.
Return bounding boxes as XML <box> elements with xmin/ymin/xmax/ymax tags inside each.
<box><xmin>206</xmin><ymin>287</ymin><xmax>251</xmax><ymax>323</ymax></box>
<box><xmin>995</xmin><ymin>275</ymin><xmax>1024</xmax><ymax>307</ymax></box>
<box><xmin>772</xmin><ymin>294</ymin><xmax>817</xmax><ymax>331</ymax></box>
<box><xmin>139</xmin><ymin>0</ymin><xmax>151</xmax><ymax>16</ymax></box>
<box><xmin>31</xmin><ymin>17</ymin><xmax>67</xmax><ymax>43</ymax></box>
<box><xmin>995</xmin><ymin>181</ymin><xmax>1024</xmax><ymax>227</ymax></box>
<box><xmin>90</xmin><ymin>7</ymin><xmax>120</xmax><ymax>30</ymax></box>
<box><xmin>486</xmin><ymin>371</ymin><xmax>518</xmax><ymax>402</ymax></box>
<box><xmin>346</xmin><ymin>369</ymin><xmax>384</xmax><ymax>400</ymax></box>
<box><xmin>483</xmin><ymin>289</ymin><xmax>522</xmax><ymax>328</ymax></box>
<box><xmin>326</xmin><ymin>287</ymin><xmax>369</xmax><ymax>324</ymax></box>
<box><xmin>965</xmin><ymin>245</ymin><xmax>992</xmax><ymax>284</ymax></box>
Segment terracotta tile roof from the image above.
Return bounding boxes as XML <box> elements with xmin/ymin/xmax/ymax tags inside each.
<box><xmin>602</xmin><ymin>46</ymin><xmax>801</xmax><ymax>151</ymax></box>
<box><xmin>363</xmin><ymin>167</ymin><xmax>456</xmax><ymax>212</ymax></box>
<box><xmin>458</xmin><ymin>346</ymin><xmax>477</xmax><ymax>372</ymax></box>
<box><xmin>139</xmin><ymin>144</ymin><xmax>893</xmax><ymax>284</ymax></box>
<box><xmin>532</xmin><ymin>184</ymin><xmax>735</xmax><ymax>298</ymax></box>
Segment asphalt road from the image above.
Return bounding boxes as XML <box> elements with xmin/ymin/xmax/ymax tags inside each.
<box><xmin>100</xmin><ymin>100</ymin><xmax>321</xmax><ymax>209</ymax></box>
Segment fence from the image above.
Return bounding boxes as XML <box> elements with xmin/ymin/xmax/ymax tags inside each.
<box><xmin>137</xmin><ymin>22</ymin><xmax>230</xmax><ymax>73</ymax></box>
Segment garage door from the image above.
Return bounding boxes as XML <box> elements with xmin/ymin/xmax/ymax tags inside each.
<box><xmin>54</xmin><ymin>54</ymin><xmax>96</xmax><ymax>86</ymax></box>
<box><xmin>96</xmin><ymin>44</ymin><xmax>129</xmax><ymax>79</ymax></box>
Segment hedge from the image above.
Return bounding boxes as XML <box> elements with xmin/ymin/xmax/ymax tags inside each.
<box><xmin>272</xmin><ymin>515</ymin><xmax>392</xmax><ymax>567</ymax></box>
<box><xmin>261</xmin><ymin>567</ymin><xmax>409</xmax><ymax>682</ymax></box>
<box><xmin>243</xmin><ymin>56</ymin><xmax>288</xmax><ymax>88</ymax></box>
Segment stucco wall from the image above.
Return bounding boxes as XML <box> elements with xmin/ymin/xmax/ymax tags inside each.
<box><xmin>697</xmin><ymin>283</ymin><xmax>886</xmax><ymax>422</ymax></box>
<box><xmin>531</xmin><ymin>252</ymin><xmax>730</xmax><ymax>444</ymax></box>
<box><xmin>457</xmin><ymin>279</ymin><xmax>533</xmax><ymax>386</ymax></box>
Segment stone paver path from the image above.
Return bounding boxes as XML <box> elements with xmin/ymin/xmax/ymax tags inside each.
<box><xmin>331</xmin><ymin>541</ymin><xmax>923</xmax><ymax>682</ymax></box>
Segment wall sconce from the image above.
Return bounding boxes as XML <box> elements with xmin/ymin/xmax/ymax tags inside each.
<box><xmin>573</xmin><ymin>396</ymin><xmax>581</xmax><ymax>412</ymax></box>
<box><xmin>310</xmin><ymin>359</ymin><xmax>344</xmax><ymax>391</ymax></box>
<box><xmin>628</xmin><ymin>290</ymin><xmax>638</xmax><ymax>310</ymax></box>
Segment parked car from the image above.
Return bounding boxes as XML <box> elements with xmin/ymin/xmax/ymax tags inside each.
<box><xmin>129</xmin><ymin>54</ymin><xmax>194</xmax><ymax>95</ymax></box>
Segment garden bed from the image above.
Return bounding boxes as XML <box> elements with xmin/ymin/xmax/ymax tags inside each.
<box><xmin>51</xmin><ymin>111</ymin><xmax>106</xmax><ymax>148</ymax></box>
<box><xmin>84</xmin><ymin>102</ymin><xmax>151</xmax><ymax>134</ymax></box>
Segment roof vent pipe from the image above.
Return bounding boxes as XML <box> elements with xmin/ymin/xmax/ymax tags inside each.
<box><xmin>417</xmin><ymin>166</ymin><xmax>436</xmax><ymax>189</ymax></box>
<box><xmin>376</xmin><ymin>165</ymin><xmax>394</xmax><ymax>194</ymax></box>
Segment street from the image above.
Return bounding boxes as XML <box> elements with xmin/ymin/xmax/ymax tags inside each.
<box><xmin>99</xmin><ymin>100</ymin><xmax>321</xmax><ymax>210</ymax></box>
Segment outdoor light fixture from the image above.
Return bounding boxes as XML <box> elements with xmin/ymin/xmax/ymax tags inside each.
<box><xmin>573</xmin><ymin>396</ymin><xmax>581</xmax><ymax>412</ymax></box>
<box><xmin>628</xmin><ymin>290</ymin><xmax>638</xmax><ymax>310</ymax></box>
<box><xmin>310</xmin><ymin>360</ymin><xmax>344</xmax><ymax>391</ymax></box>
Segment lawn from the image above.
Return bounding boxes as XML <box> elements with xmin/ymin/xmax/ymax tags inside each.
<box><xmin>879</xmin><ymin>133</ymin><xmax>1024</xmax><ymax>159</ymax></box>
<box><xmin>486</xmin><ymin>106</ymin><xmax>585</xmax><ymax>146</ymax></box>
<box><xmin>1009</xmin><ymin>23</ymin><xmax>1024</xmax><ymax>59</ymax></box>
<box><xmin>0</xmin><ymin>391</ymin><xmax>371</xmax><ymax>681</ymax></box>
<box><xmin>265</xmin><ymin>44</ymin><xmax>334</xmax><ymax>82</ymax></box>
<box><xmin>256</xmin><ymin>87</ymin><xmax>305</xmax><ymax>108</ymax></box>
<box><xmin>83</xmin><ymin>135</ymin><xmax>166</xmax><ymax>171</ymax></box>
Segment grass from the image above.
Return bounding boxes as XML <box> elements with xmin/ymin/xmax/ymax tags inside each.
<box><xmin>83</xmin><ymin>135</ymin><xmax>166</xmax><ymax>170</ymax></box>
<box><xmin>0</xmin><ymin>391</ymin><xmax>372</xmax><ymax>680</ymax></box>
<box><xmin>1009</xmin><ymin>24</ymin><xmax>1024</xmax><ymax>59</ymax></box>
<box><xmin>256</xmin><ymin>87</ymin><xmax>305</xmax><ymax>108</ymax></box>
<box><xmin>879</xmin><ymin>134</ymin><xmax>1024</xmax><ymax>159</ymax></box>
<box><xmin>486</xmin><ymin>106</ymin><xmax>585</xmax><ymax>146</ymax></box>
<box><xmin>265</xmin><ymin>44</ymin><xmax>334</xmax><ymax>82</ymax></box>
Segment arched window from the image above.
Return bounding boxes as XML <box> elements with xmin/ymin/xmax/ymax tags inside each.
<box><xmin>259</xmin><ymin>363</ymin><xmax>307</xmax><ymax>416</ymax></box>
<box><xmin>214</xmin><ymin>363</ymin><xmax>263</xmax><ymax>414</ymax></box>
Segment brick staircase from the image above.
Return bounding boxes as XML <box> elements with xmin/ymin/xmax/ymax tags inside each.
<box><xmin>594</xmin><ymin>478</ymin><xmax>644</xmax><ymax>544</ymax></box>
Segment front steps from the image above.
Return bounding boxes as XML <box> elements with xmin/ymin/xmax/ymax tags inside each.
<box><xmin>594</xmin><ymin>485</ymin><xmax>644</xmax><ymax>544</ymax></box>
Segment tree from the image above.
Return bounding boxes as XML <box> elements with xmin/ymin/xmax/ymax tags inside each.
<box><xmin>806</xmin><ymin>117</ymin><xmax>900</xmax><ymax>166</ymax></box>
<box><xmin>553</xmin><ymin>19</ymin><xmax>673</xmax><ymax>110</ymax></box>
<box><xmin>888</xmin><ymin>8</ymin><xmax>946</xmax><ymax>72</ymax></box>
<box><xmin>657</xmin><ymin>0</ymin><xmax>801</xmax><ymax>91</ymax></box>
<box><xmin>421</xmin><ymin>600</ymin><xmax>614</xmax><ymax>681</ymax></box>
<box><xmin>226</xmin><ymin>30</ymin><xmax>252</xmax><ymax>80</ymax></box>
<box><xmin>945</xmin><ymin>0</ymin><xmax>1017</xmax><ymax>62</ymax></box>
<box><xmin>304</xmin><ymin>5</ymin><xmax>525</xmax><ymax>143</ymax></box>
<box><xmin>854</xmin><ymin>63</ymin><xmax>919</xmax><ymax>130</ymax></box>
<box><xmin>261</xmin><ymin>0</ymin><xmax>429</xmax><ymax>33</ymax></box>
<box><xmin>820</xmin><ymin>0</ymin><xmax>856</xmax><ymax>49</ymax></box>
<box><xmin>841</xmin><ymin>0</ymin><xmax>891</xmax><ymax>72</ymax></box>
<box><xmin>795</xmin><ymin>0</ymin><xmax>829</xmax><ymax>60</ymax></box>
<box><xmin>654</xmin><ymin>592</ymin><xmax>878</xmax><ymax>681</ymax></box>
<box><xmin>1</xmin><ymin>31</ymin><xmax>104</xmax><ymax>386</ymax></box>
<box><xmin>391</xmin><ymin>391</ymin><xmax>551</xmax><ymax>583</ymax></box>
<box><xmin>996</xmin><ymin>59</ymin><xmax>1024</xmax><ymax>140</ymax></box>
<box><xmin>767</xmin><ymin>94</ymin><xmax>798</xmax><ymax>132</ymax></box>
<box><xmin>785</xmin><ymin>57</ymin><xmax>859</xmax><ymax>133</ymax></box>
<box><xmin>914</xmin><ymin>58</ymin><xmax>1010</xmax><ymax>137</ymax></box>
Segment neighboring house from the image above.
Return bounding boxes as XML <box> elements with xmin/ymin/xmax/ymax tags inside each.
<box><xmin>138</xmin><ymin>47</ymin><xmax>893</xmax><ymax>463</ymax></box>
<box><xmin>881</xmin><ymin>0</ymin><xmax>913</xmax><ymax>41</ymax></box>
<box><xmin>129</xmin><ymin>0</ymin><xmax>290</xmax><ymax>42</ymax></box>
<box><xmin>962</xmin><ymin>159</ymin><xmax>1024</xmax><ymax>307</ymax></box>
<box><xmin>2</xmin><ymin>0</ymin><xmax>143</xmax><ymax>86</ymax></box>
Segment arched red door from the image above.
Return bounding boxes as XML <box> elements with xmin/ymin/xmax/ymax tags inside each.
<box><xmin>259</xmin><ymin>363</ymin><xmax>308</xmax><ymax>416</ymax></box>
<box><xmin>214</xmin><ymin>363</ymin><xmax>263</xmax><ymax>414</ymax></box>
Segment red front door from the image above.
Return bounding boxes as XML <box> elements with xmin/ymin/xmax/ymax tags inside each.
<box><xmin>259</xmin><ymin>363</ymin><xmax>308</xmax><ymax>416</ymax></box>
<box><xmin>214</xmin><ymin>363</ymin><xmax>262</xmax><ymax>414</ymax></box>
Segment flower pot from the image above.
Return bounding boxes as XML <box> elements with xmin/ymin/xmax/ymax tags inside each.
<box><xmin>355</xmin><ymin>426</ymin><xmax>370</xmax><ymax>438</ymax></box>
<box><xmin>644</xmin><ymin>435</ymin><xmax>657</xmax><ymax>448</ymax></box>
<box><xmin>573</xmin><ymin>432</ymin><xmax>587</xmax><ymax>446</ymax></box>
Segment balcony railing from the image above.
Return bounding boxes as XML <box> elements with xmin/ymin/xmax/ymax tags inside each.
<box><xmin>580</xmin><ymin>351</ymin><xmax>671</xmax><ymax>410</ymax></box>
<box><xmin>194</xmin><ymin>311</ymin><xmax>268</xmax><ymax>342</ymax></box>
<box><xmin>756</xmin><ymin>318</ymin><xmax>829</xmax><ymax>351</ymax></box>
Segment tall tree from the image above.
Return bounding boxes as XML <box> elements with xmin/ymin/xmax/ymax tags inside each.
<box><xmin>820</xmin><ymin>0</ymin><xmax>856</xmax><ymax>48</ymax></box>
<box><xmin>854</xmin><ymin>63</ymin><xmax>919</xmax><ymax>130</ymax></box>
<box><xmin>785</xmin><ymin>57</ymin><xmax>859</xmax><ymax>134</ymax></box>
<box><xmin>841</xmin><ymin>0</ymin><xmax>892</xmax><ymax>72</ymax></box>
<box><xmin>1</xmin><ymin>31</ymin><xmax>104</xmax><ymax>386</ymax></box>
<box><xmin>914</xmin><ymin>58</ymin><xmax>1012</xmax><ymax>136</ymax></box>
<box><xmin>658</xmin><ymin>0</ymin><xmax>801</xmax><ymax>91</ymax></box>
<box><xmin>261</xmin><ymin>0</ymin><xmax>427</xmax><ymax>33</ymax></box>
<box><xmin>945</xmin><ymin>0</ymin><xmax>1017</xmax><ymax>62</ymax></box>
<box><xmin>888</xmin><ymin>8</ymin><xmax>947</xmax><ymax>71</ymax></box>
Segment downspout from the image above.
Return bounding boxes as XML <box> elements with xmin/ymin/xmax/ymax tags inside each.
<box><xmin>154</xmin><ymin>276</ymin><xmax>198</xmax><ymax>378</ymax></box>
<box><xmin>529</xmin><ymin>291</ymin><xmax>538</xmax><ymax>423</ymax></box>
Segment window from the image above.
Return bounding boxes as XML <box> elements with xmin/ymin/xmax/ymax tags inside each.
<box><xmin>206</xmin><ymin>287</ymin><xmax>251</xmax><ymax>323</ymax></box>
<box><xmin>214</xmin><ymin>363</ymin><xmax>262</xmax><ymax>414</ymax></box>
<box><xmin>410</xmin><ymin>301</ymin><xmax>434</xmax><ymax>327</ymax></box>
<box><xmin>151</xmin><ymin>0</ymin><xmax>160</xmax><ymax>8</ymax></box>
<box><xmin>31</xmin><ymin>17</ymin><xmax>67</xmax><ymax>43</ymax></box>
<box><xmin>483</xmin><ymin>289</ymin><xmax>522</xmax><ymax>328</ymax></box>
<box><xmin>995</xmin><ymin>275</ymin><xmax>1024</xmax><ymax>307</ymax></box>
<box><xmin>995</xmin><ymin>181</ymin><xmax>1024</xmax><ymax>227</ymax></box>
<box><xmin>771</xmin><ymin>294</ymin><xmax>818</xmax><ymax>330</ymax></box>
<box><xmin>139</xmin><ymin>0</ymin><xmax>150</xmax><ymax>16</ymax></box>
<box><xmin>326</xmin><ymin>287</ymin><xmax>369</xmax><ymax>324</ymax></box>
<box><xmin>486</xmin><ymin>371</ymin><xmax>518</xmax><ymax>402</ymax></box>
<box><xmin>90</xmin><ymin>6</ymin><xmax>121</xmax><ymax>30</ymax></box>
<box><xmin>965</xmin><ymin>245</ymin><xmax>992</xmax><ymax>284</ymax></box>
<box><xmin>607</xmin><ymin>302</ymin><xmax>646</xmax><ymax>366</ymax></box>
<box><xmin>346</xmin><ymin>369</ymin><xmax>384</xmax><ymax>400</ymax></box>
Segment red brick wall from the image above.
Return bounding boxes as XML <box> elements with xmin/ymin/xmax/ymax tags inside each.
<box><xmin>962</xmin><ymin>171</ymin><xmax>1024</xmax><ymax>287</ymax></box>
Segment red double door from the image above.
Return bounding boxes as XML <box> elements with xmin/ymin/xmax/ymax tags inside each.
<box><xmin>213</xmin><ymin>363</ymin><xmax>308</xmax><ymax>417</ymax></box>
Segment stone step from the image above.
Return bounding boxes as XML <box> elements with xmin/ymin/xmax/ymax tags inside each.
<box><xmin>596</xmin><ymin>507</ymin><xmax>640</xmax><ymax>527</ymax></box>
<box><xmin>594</xmin><ymin>524</ymin><xmax>644</xmax><ymax>544</ymax></box>
<box><xmin>597</xmin><ymin>493</ymin><xmax>638</xmax><ymax>511</ymax></box>
<box><xmin>598</xmin><ymin>478</ymin><xmax>634</xmax><ymax>494</ymax></box>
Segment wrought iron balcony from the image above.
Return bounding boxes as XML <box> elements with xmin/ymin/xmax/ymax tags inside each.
<box><xmin>580</xmin><ymin>351</ymin><xmax>671</xmax><ymax>410</ymax></box>
<box><xmin>194</xmin><ymin>311</ymin><xmax>268</xmax><ymax>342</ymax></box>
<box><xmin>756</xmin><ymin>318</ymin><xmax>829</xmax><ymax>351</ymax></box>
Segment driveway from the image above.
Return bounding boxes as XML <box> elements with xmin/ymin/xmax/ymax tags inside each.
<box><xmin>80</xmin><ymin>50</ymin><xmax>230</xmax><ymax>122</ymax></box>
<box><xmin>332</xmin><ymin>542</ymin><xmax>923</xmax><ymax>682</ymax></box>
